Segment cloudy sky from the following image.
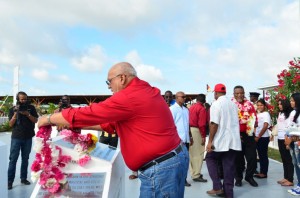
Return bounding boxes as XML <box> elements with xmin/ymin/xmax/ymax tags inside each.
<box><xmin>0</xmin><ymin>0</ymin><xmax>299</xmax><ymax>103</ymax></box>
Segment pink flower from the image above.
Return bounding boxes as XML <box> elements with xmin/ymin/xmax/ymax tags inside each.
<box><xmin>78</xmin><ymin>155</ymin><xmax>91</xmax><ymax>167</ymax></box>
<box><xmin>31</xmin><ymin>161</ymin><xmax>41</xmax><ymax>172</ymax></box>
<box><xmin>45</xmin><ymin>178</ymin><xmax>61</xmax><ymax>193</ymax></box>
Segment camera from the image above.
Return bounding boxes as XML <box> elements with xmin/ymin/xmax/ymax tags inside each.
<box><xmin>14</xmin><ymin>102</ymin><xmax>29</xmax><ymax>112</ymax></box>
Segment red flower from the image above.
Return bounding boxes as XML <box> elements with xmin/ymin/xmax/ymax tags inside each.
<box><xmin>31</xmin><ymin>161</ymin><xmax>41</xmax><ymax>172</ymax></box>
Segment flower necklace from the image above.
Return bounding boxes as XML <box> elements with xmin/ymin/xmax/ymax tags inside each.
<box><xmin>231</xmin><ymin>97</ymin><xmax>256</xmax><ymax>136</ymax></box>
<box><xmin>31</xmin><ymin>125</ymin><xmax>71</xmax><ymax>193</ymax></box>
<box><xmin>59</xmin><ymin>129</ymin><xmax>98</xmax><ymax>166</ymax></box>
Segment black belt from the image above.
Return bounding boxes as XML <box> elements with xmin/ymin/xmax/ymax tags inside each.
<box><xmin>139</xmin><ymin>144</ymin><xmax>183</xmax><ymax>172</ymax></box>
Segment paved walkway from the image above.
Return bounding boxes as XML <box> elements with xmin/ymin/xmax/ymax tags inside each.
<box><xmin>0</xmin><ymin>131</ymin><xmax>297</xmax><ymax>198</ymax></box>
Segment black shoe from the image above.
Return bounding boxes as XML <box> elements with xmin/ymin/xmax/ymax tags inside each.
<box><xmin>193</xmin><ymin>176</ymin><xmax>208</xmax><ymax>182</ymax></box>
<box><xmin>217</xmin><ymin>193</ymin><xmax>226</xmax><ymax>197</ymax></box>
<box><xmin>8</xmin><ymin>182</ymin><xmax>12</xmax><ymax>190</ymax></box>
<box><xmin>235</xmin><ymin>180</ymin><xmax>242</xmax><ymax>187</ymax></box>
<box><xmin>245</xmin><ymin>177</ymin><xmax>258</xmax><ymax>187</ymax></box>
<box><xmin>185</xmin><ymin>180</ymin><xmax>191</xmax><ymax>187</ymax></box>
<box><xmin>21</xmin><ymin>179</ymin><xmax>31</xmax><ymax>185</ymax></box>
<box><xmin>254</xmin><ymin>173</ymin><xmax>267</xmax><ymax>179</ymax></box>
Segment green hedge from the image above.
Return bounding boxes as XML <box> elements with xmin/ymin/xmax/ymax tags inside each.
<box><xmin>0</xmin><ymin>121</ymin><xmax>12</xmax><ymax>132</ymax></box>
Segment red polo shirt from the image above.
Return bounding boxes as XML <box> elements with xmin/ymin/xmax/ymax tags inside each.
<box><xmin>189</xmin><ymin>102</ymin><xmax>207</xmax><ymax>138</ymax></box>
<box><xmin>62</xmin><ymin>77</ymin><xmax>181</xmax><ymax>171</ymax></box>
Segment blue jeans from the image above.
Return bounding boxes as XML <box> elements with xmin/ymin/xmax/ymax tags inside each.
<box><xmin>8</xmin><ymin>138</ymin><xmax>32</xmax><ymax>183</ymax></box>
<box><xmin>138</xmin><ymin>144</ymin><xmax>189</xmax><ymax>198</ymax></box>
<box><xmin>290</xmin><ymin>142</ymin><xmax>300</xmax><ymax>186</ymax></box>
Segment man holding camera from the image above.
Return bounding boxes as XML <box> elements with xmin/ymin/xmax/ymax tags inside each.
<box><xmin>55</xmin><ymin>95</ymin><xmax>71</xmax><ymax>113</ymax></box>
<box><xmin>55</xmin><ymin>95</ymin><xmax>80</xmax><ymax>134</ymax></box>
<box><xmin>7</xmin><ymin>91</ymin><xmax>38</xmax><ymax>190</ymax></box>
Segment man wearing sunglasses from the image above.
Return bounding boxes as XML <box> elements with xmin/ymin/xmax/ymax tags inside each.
<box><xmin>170</xmin><ymin>91</ymin><xmax>193</xmax><ymax>187</ymax></box>
<box><xmin>38</xmin><ymin>62</ymin><xmax>189</xmax><ymax>198</ymax></box>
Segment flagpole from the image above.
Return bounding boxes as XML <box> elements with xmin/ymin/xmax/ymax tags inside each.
<box><xmin>13</xmin><ymin>66</ymin><xmax>19</xmax><ymax>105</ymax></box>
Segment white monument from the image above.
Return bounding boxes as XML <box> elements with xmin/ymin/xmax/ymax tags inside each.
<box><xmin>30</xmin><ymin>134</ymin><xmax>125</xmax><ymax>198</ymax></box>
<box><xmin>0</xmin><ymin>141</ymin><xmax>8</xmax><ymax>198</ymax></box>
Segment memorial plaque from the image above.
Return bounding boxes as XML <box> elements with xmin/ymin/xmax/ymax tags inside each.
<box><xmin>35</xmin><ymin>173</ymin><xmax>105</xmax><ymax>198</ymax></box>
<box><xmin>90</xmin><ymin>144</ymin><xmax>117</xmax><ymax>161</ymax></box>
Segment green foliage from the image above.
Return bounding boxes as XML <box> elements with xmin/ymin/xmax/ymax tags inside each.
<box><xmin>47</xmin><ymin>103</ymin><xmax>58</xmax><ymax>114</ymax></box>
<box><xmin>267</xmin><ymin>57</ymin><xmax>300</xmax><ymax>124</ymax></box>
<box><xmin>0</xmin><ymin>96</ymin><xmax>13</xmax><ymax>116</ymax></box>
<box><xmin>268</xmin><ymin>147</ymin><xmax>281</xmax><ymax>163</ymax></box>
<box><xmin>0</xmin><ymin>121</ymin><xmax>12</xmax><ymax>132</ymax></box>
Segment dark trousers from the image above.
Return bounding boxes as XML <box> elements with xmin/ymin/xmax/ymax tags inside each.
<box><xmin>256</xmin><ymin>137</ymin><xmax>270</xmax><ymax>175</ymax></box>
<box><xmin>99</xmin><ymin>135</ymin><xmax>119</xmax><ymax>148</ymax></box>
<box><xmin>235</xmin><ymin>133</ymin><xmax>257</xmax><ymax>180</ymax></box>
<box><xmin>185</xmin><ymin>143</ymin><xmax>190</xmax><ymax>181</ymax></box>
<box><xmin>278</xmin><ymin>139</ymin><xmax>294</xmax><ymax>182</ymax></box>
<box><xmin>8</xmin><ymin>138</ymin><xmax>32</xmax><ymax>183</ymax></box>
<box><xmin>206</xmin><ymin>149</ymin><xmax>237</xmax><ymax>198</ymax></box>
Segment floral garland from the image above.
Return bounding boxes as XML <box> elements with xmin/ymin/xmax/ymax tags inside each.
<box><xmin>31</xmin><ymin>126</ymin><xmax>98</xmax><ymax>193</ymax></box>
<box><xmin>60</xmin><ymin>129</ymin><xmax>98</xmax><ymax>166</ymax></box>
<box><xmin>231</xmin><ymin>97</ymin><xmax>256</xmax><ymax>136</ymax></box>
<box><xmin>31</xmin><ymin>125</ymin><xmax>71</xmax><ymax>193</ymax></box>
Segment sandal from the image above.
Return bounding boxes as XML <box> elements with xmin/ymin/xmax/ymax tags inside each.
<box><xmin>281</xmin><ymin>181</ymin><xmax>294</xmax><ymax>186</ymax></box>
<box><xmin>129</xmin><ymin>174</ymin><xmax>138</xmax><ymax>180</ymax></box>
<box><xmin>277</xmin><ymin>179</ymin><xmax>287</xmax><ymax>184</ymax></box>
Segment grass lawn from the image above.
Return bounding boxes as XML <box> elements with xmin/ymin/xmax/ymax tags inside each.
<box><xmin>268</xmin><ymin>147</ymin><xmax>282</xmax><ymax>163</ymax></box>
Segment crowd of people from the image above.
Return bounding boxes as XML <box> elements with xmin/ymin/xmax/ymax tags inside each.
<box><xmin>6</xmin><ymin>62</ymin><xmax>300</xmax><ymax>198</ymax></box>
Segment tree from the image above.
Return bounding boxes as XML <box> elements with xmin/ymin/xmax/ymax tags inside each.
<box><xmin>268</xmin><ymin>57</ymin><xmax>300</xmax><ymax>123</ymax></box>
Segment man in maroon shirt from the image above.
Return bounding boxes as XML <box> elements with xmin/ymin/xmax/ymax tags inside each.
<box><xmin>38</xmin><ymin>62</ymin><xmax>189</xmax><ymax>197</ymax></box>
<box><xmin>189</xmin><ymin>94</ymin><xmax>208</xmax><ymax>183</ymax></box>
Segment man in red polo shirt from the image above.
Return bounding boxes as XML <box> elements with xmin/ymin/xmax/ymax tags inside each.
<box><xmin>189</xmin><ymin>94</ymin><xmax>208</xmax><ymax>183</ymax></box>
<box><xmin>38</xmin><ymin>62</ymin><xmax>189</xmax><ymax>197</ymax></box>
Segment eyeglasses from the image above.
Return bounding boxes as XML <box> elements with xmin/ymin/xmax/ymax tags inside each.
<box><xmin>178</xmin><ymin>96</ymin><xmax>186</xmax><ymax>99</ymax></box>
<box><xmin>106</xmin><ymin>74</ymin><xmax>122</xmax><ymax>85</ymax></box>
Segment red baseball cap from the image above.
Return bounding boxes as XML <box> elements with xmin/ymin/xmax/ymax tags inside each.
<box><xmin>214</xmin><ymin>83</ymin><xmax>226</xmax><ymax>93</ymax></box>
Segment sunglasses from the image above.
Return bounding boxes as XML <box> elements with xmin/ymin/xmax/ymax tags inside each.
<box><xmin>106</xmin><ymin>74</ymin><xmax>122</xmax><ymax>85</ymax></box>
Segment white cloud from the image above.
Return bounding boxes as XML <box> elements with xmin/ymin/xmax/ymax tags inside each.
<box><xmin>136</xmin><ymin>64</ymin><xmax>164</xmax><ymax>82</ymax></box>
<box><xmin>31</xmin><ymin>69</ymin><xmax>49</xmax><ymax>81</ymax></box>
<box><xmin>124</xmin><ymin>50</ymin><xmax>142</xmax><ymax>66</ymax></box>
<box><xmin>56</xmin><ymin>74</ymin><xmax>70</xmax><ymax>82</ymax></box>
<box><xmin>188</xmin><ymin>46</ymin><xmax>210</xmax><ymax>57</ymax></box>
<box><xmin>125</xmin><ymin>50</ymin><xmax>164</xmax><ymax>82</ymax></box>
<box><xmin>71</xmin><ymin>45</ymin><xmax>107</xmax><ymax>72</ymax></box>
<box><xmin>0</xmin><ymin>0</ymin><xmax>299</xmax><ymax>96</ymax></box>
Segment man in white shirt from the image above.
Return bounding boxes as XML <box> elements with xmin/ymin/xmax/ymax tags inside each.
<box><xmin>205</xmin><ymin>84</ymin><xmax>242</xmax><ymax>198</ymax></box>
<box><xmin>170</xmin><ymin>91</ymin><xmax>193</xmax><ymax>187</ymax></box>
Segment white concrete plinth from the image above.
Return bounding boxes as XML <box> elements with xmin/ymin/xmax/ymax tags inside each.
<box><xmin>0</xmin><ymin>141</ymin><xmax>7</xmax><ymax>198</ymax></box>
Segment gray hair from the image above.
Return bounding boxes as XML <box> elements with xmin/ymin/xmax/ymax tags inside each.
<box><xmin>123</xmin><ymin>63</ymin><xmax>137</xmax><ymax>76</ymax></box>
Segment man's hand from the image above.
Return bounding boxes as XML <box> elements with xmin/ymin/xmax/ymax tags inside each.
<box><xmin>201</xmin><ymin>137</ymin><xmax>206</xmax><ymax>146</ymax></box>
<box><xmin>19</xmin><ymin>110</ymin><xmax>30</xmax><ymax>116</ymax></box>
<box><xmin>206</xmin><ymin>142</ymin><xmax>214</xmax><ymax>153</ymax></box>
<box><xmin>190</xmin><ymin>137</ymin><xmax>194</xmax><ymax>146</ymax></box>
